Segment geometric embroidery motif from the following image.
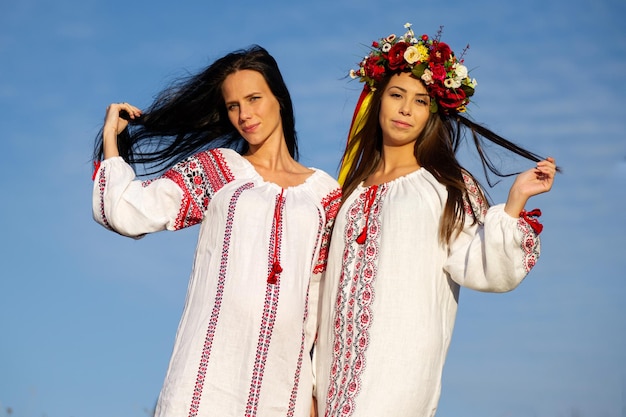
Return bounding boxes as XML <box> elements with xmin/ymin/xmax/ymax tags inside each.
<box><xmin>162</xmin><ymin>149</ymin><xmax>234</xmax><ymax>230</ymax></box>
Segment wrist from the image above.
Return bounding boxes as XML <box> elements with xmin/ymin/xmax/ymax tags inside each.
<box><xmin>504</xmin><ymin>190</ymin><xmax>528</xmax><ymax>218</ymax></box>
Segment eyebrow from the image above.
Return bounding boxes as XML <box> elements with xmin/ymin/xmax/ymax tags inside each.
<box><xmin>387</xmin><ymin>85</ymin><xmax>429</xmax><ymax>97</ymax></box>
<box><xmin>224</xmin><ymin>91</ymin><xmax>263</xmax><ymax>105</ymax></box>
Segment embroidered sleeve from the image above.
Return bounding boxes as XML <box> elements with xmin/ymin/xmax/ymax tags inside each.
<box><xmin>312</xmin><ymin>188</ymin><xmax>342</xmax><ymax>274</ymax></box>
<box><xmin>92</xmin><ymin>149</ymin><xmax>234</xmax><ymax>237</ymax></box>
<box><xmin>462</xmin><ymin>171</ymin><xmax>489</xmax><ymax>224</ymax></box>
<box><xmin>444</xmin><ymin>201</ymin><xmax>542</xmax><ymax>293</ymax></box>
<box><xmin>162</xmin><ymin>149</ymin><xmax>234</xmax><ymax>229</ymax></box>
<box><xmin>517</xmin><ymin>211</ymin><xmax>541</xmax><ymax>272</ymax></box>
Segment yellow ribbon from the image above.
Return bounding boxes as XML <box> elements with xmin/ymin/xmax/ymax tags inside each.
<box><xmin>338</xmin><ymin>88</ymin><xmax>374</xmax><ymax>185</ymax></box>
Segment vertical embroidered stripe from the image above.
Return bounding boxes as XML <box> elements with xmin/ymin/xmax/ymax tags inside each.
<box><xmin>188</xmin><ymin>182</ymin><xmax>253</xmax><ymax>417</ymax></box>
<box><xmin>325</xmin><ymin>186</ymin><xmax>384</xmax><ymax>417</ymax></box>
<box><xmin>97</xmin><ymin>166</ymin><xmax>111</xmax><ymax>230</ymax></box>
<box><xmin>517</xmin><ymin>218</ymin><xmax>541</xmax><ymax>273</ymax></box>
<box><xmin>314</xmin><ymin>188</ymin><xmax>342</xmax><ymax>274</ymax></box>
<box><xmin>244</xmin><ymin>193</ymin><xmax>285</xmax><ymax>416</ymax></box>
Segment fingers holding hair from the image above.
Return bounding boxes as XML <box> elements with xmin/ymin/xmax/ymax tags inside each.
<box><xmin>103</xmin><ymin>102</ymin><xmax>142</xmax><ymax>137</ymax></box>
<box><xmin>115</xmin><ymin>102</ymin><xmax>142</xmax><ymax>120</ymax></box>
<box><xmin>535</xmin><ymin>156</ymin><xmax>557</xmax><ymax>182</ymax></box>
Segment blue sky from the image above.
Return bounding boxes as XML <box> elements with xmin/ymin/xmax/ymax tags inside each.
<box><xmin>1</xmin><ymin>0</ymin><xmax>625</xmax><ymax>416</ymax></box>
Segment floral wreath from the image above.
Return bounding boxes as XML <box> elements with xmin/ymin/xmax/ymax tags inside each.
<box><xmin>350</xmin><ymin>23</ymin><xmax>477</xmax><ymax>113</ymax></box>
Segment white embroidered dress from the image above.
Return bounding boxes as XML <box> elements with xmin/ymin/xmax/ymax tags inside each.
<box><xmin>315</xmin><ymin>168</ymin><xmax>541</xmax><ymax>417</ymax></box>
<box><xmin>92</xmin><ymin>148</ymin><xmax>341</xmax><ymax>417</ymax></box>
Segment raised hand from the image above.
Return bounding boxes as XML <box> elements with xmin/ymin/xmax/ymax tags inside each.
<box><xmin>504</xmin><ymin>157</ymin><xmax>557</xmax><ymax>217</ymax></box>
<box><xmin>102</xmin><ymin>102</ymin><xmax>142</xmax><ymax>159</ymax></box>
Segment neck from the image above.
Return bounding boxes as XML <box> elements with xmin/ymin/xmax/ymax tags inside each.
<box><xmin>379</xmin><ymin>144</ymin><xmax>420</xmax><ymax>172</ymax></box>
<box><xmin>364</xmin><ymin>145</ymin><xmax>420</xmax><ymax>186</ymax></box>
<box><xmin>245</xmin><ymin>140</ymin><xmax>293</xmax><ymax>171</ymax></box>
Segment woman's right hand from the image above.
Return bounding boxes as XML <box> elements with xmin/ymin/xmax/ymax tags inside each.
<box><xmin>103</xmin><ymin>102</ymin><xmax>142</xmax><ymax>136</ymax></box>
<box><xmin>102</xmin><ymin>102</ymin><xmax>142</xmax><ymax>159</ymax></box>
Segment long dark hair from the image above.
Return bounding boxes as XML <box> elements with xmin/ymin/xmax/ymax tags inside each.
<box><xmin>341</xmin><ymin>74</ymin><xmax>555</xmax><ymax>244</ymax></box>
<box><xmin>93</xmin><ymin>45</ymin><xmax>299</xmax><ymax>175</ymax></box>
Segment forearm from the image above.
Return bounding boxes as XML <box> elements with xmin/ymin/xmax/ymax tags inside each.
<box><xmin>103</xmin><ymin>126</ymin><xmax>120</xmax><ymax>159</ymax></box>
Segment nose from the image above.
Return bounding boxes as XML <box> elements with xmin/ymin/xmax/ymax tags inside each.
<box><xmin>238</xmin><ymin>103</ymin><xmax>252</xmax><ymax>123</ymax></box>
<box><xmin>399</xmin><ymin>98</ymin><xmax>411</xmax><ymax>116</ymax></box>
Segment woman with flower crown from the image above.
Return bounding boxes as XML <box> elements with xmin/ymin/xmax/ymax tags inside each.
<box><xmin>91</xmin><ymin>45</ymin><xmax>341</xmax><ymax>417</ymax></box>
<box><xmin>313</xmin><ymin>24</ymin><xmax>557</xmax><ymax>416</ymax></box>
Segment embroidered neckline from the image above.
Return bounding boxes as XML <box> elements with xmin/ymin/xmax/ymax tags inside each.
<box><xmin>239</xmin><ymin>153</ymin><xmax>319</xmax><ymax>190</ymax></box>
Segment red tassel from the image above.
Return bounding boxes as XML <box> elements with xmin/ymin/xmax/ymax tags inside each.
<box><xmin>356</xmin><ymin>184</ymin><xmax>378</xmax><ymax>245</ymax></box>
<box><xmin>356</xmin><ymin>227</ymin><xmax>367</xmax><ymax>245</ymax></box>
<box><xmin>520</xmin><ymin>208</ymin><xmax>543</xmax><ymax>235</ymax></box>
<box><xmin>267</xmin><ymin>189</ymin><xmax>285</xmax><ymax>284</ymax></box>
<box><xmin>92</xmin><ymin>160</ymin><xmax>102</xmax><ymax>181</ymax></box>
<box><xmin>267</xmin><ymin>261</ymin><xmax>283</xmax><ymax>284</ymax></box>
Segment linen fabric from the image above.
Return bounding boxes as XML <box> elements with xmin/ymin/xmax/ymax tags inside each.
<box><xmin>93</xmin><ymin>148</ymin><xmax>341</xmax><ymax>417</ymax></box>
<box><xmin>315</xmin><ymin>168</ymin><xmax>540</xmax><ymax>417</ymax></box>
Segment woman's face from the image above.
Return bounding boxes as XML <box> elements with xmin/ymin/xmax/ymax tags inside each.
<box><xmin>378</xmin><ymin>72</ymin><xmax>431</xmax><ymax>149</ymax></box>
<box><xmin>222</xmin><ymin>69</ymin><xmax>283</xmax><ymax>150</ymax></box>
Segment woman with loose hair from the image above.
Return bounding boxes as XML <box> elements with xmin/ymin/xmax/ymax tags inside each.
<box><xmin>314</xmin><ymin>25</ymin><xmax>557</xmax><ymax>416</ymax></box>
<box><xmin>92</xmin><ymin>45</ymin><xmax>341</xmax><ymax>417</ymax></box>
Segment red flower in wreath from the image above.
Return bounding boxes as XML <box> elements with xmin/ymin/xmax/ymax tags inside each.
<box><xmin>363</xmin><ymin>56</ymin><xmax>385</xmax><ymax>82</ymax></box>
<box><xmin>430</xmin><ymin>63</ymin><xmax>447</xmax><ymax>82</ymax></box>
<box><xmin>427</xmin><ymin>82</ymin><xmax>445</xmax><ymax>98</ymax></box>
<box><xmin>387</xmin><ymin>42</ymin><xmax>410</xmax><ymax>70</ymax></box>
<box><xmin>430</xmin><ymin>41</ymin><xmax>452</xmax><ymax>64</ymax></box>
<box><xmin>438</xmin><ymin>88</ymin><xmax>467</xmax><ymax>109</ymax></box>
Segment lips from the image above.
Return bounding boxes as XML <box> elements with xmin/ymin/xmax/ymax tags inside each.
<box><xmin>391</xmin><ymin>119</ymin><xmax>412</xmax><ymax>128</ymax></box>
<box><xmin>241</xmin><ymin>122</ymin><xmax>260</xmax><ymax>134</ymax></box>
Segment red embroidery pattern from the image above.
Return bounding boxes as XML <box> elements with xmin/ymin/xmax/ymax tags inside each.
<box><xmin>520</xmin><ymin>209</ymin><xmax>543</xmax><ymax>234</ymax></box>
<box><xmin>324</xmin><ymin>186</ymin><xmax>385</xmax><ymax>417</ymax></box>
<box><xmin>314</xmin><ymin>188</ymin><xmax>342</xmax><ymax>274</ymax></box>
<box><xmin>286</xmin><ymin>319</ymin><xmax>306</xmax><ymax>417</ymax></box>
<box><xmin>244</xmin><ymin>193</ymin><xmax>285</xmax><ymax>416</ymax></box>
<box><xmin>188</xmin><ymin>182</ymin><xmax>253</xmax><ymax>417</ymax></box>
<box><xmin>162</xmin><ymin>149</ymin><xmax>234</xmax><ymax>230</ymax></box>
<box><xmin>462</xmin><ymin>172</ymin><xmax>488</xmax><ymax>221</ymax></box>
<box><xmin>96</xmin><ymin>165</ymin><xmax>112</xmax><ymax>230</ymax></box>
<box><xmin>517</xmin><ymin>216</ymin><xmax>541</xmax><ymax>273</ymax></box>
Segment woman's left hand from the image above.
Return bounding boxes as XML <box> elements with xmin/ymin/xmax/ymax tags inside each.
<box><xmin>504</xmin><ymin>157</ymin><xmax>557</xmax><ymax>217</ymax></box>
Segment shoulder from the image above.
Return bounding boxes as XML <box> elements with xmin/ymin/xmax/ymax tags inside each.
<box><xmin>309</xmin><ymin>168</ymin><xmax>341</xmax><ymax>192</ymax></box>
<box><xmin>207</xmin><ymin>147</ymin><xmax>241</xmax><ymax>165</ymax></box>
<box><xmin>203</xmin><ymin>148</ymin><xmax>255</xmax><ymax>179</ymax></box>
<box><xmin>306</xmin><ymin>168</ymin><xmax>342</xmax><ymax>207</ymax></box>
<box><xmin>310</xmin><ymin>167</ymin><xmax>339</xmax><ymax>187</ymax></box>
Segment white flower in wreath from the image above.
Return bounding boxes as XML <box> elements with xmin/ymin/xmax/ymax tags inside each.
<box><xmin>444</xmin><ymin>77</ymin><xmax>462</xmax><ymax>89</ymax></box>
<box><xmin>453</xmin><ymin>63</ymin><xmax>468</xmax><ymax>80</ymax></box>
<box><xmin>421</xmin><ymin>68</ymin><xmax>435</xmax><ymax>85</ymax></box>
<box><xmin>404</xmin><ymin>46</ymin><xmax>421</xmax><ymax>64</ymax></box>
